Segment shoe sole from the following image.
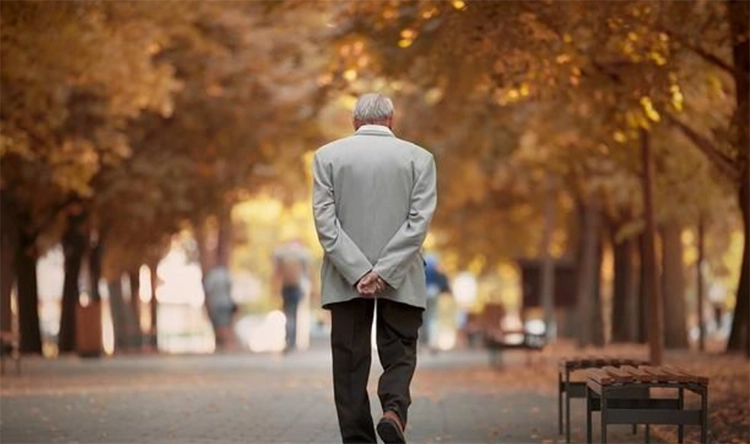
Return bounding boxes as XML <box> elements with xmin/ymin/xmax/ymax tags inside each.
<box><xmin>376</xmin><ymin>417</ymin><xmax>406</xmax><ymax>444</ymax></box>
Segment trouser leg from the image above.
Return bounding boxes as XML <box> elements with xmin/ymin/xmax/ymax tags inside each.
<box><xmin>286</xmin><ymin>300</ymin><xmax>299</xmax><ymax>349</ymax></box>
<box><xmin>376</xmin><ymin>299</ymin><xmax>423</xmax><ymax>427</ymax></box>
<box><xmin>283</xmin><ymin>286</ymin><xmax>301</xmax><ymax>349</ymax></box>
<box><xmin>330</xmin><ymin>298</ymin><xmax>377</xmax><ymax>444</ymax></box>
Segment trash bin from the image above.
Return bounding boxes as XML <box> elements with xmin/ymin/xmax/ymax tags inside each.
<box><xmin>76</xmin><ymin>301</ymin><xmax>102</xmax><ymax>358</ymax></box>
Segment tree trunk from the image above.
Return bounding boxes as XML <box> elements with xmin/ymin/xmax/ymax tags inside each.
<box><xmin>194</xmin><ymin>219</ymin><xmax>213</xmax><ymax>275</ymax></box>
<box><xmin>539</xmin><ymin>172</ymin><xmax>557</xmax><ymax>341</ymax></box>
<box><xmin>661</xmin><ymin>222</ymin><xmax>689</xmax><ymax>349</ymax></box>
<box><xmin>0</xmin><ymin>195</ymin><xmax>18</xmax><ymax>333</ymax></box>
<box><xmin>735</xmin><ymin>178</ymin><xmax>750</xmax><ymax>357</ymax></box>
<box><xmin>108</xmin><ymin>277</ymin><xmax>128</xmax><ymax>352</ymax></box>
<box><xmin>559</xmin><ymin>203</ymin><xmax>583</xmax><ymax>339</ymax></box>
<box><xmin>641</xmin><ymin>128</ymin><xmax>665</xmax><ymax>365</ymax></box>
<box><xmin>727</xmin><ymin>187</ymin><xmax>750</xmax><ymax>351</ymax></box>
<box><xmin>575</xmin><ymin>194</ymin><xmax>602</xmax><ymax>347</ymax></box>
<box><xmin>592</xmin><ymin>231</ymin><xmax>605</xmax><ymax>347</ymax></box>
<box><xmin>637</xmin><ymin>233</ymin><xmax>649</xmax><ymax>344</ymax></box>
<box><xmin>89</xmin><ymin>232</ymin><xmax>104</xmax><ymax>302</ymax></box>
<box><xmin>128</xmin><ymin>270</ymin><xmax>142</xmax><ymax>350</ymax></box>
<box><xmin>148</xmin><ymin>261</ymin><xmax>158</xmax><ymax>349</ymax></box>
<box><xmin>216</xmin><ymin>205</ymin><xmax>233</xmax><ymax>268</ymax></box>
<box><xmin>727</xmin><ymin>186</ymin><xmax>749</xmax><ymax>354</ymax></box>
<box><xmin>697</xmin><ymin>218</ymin><xmax>706</xmax><ymax>351</ymax></box>
<box><xmin>612</xmin><ymin>236</ymin><xmax>637</xmax><ymax>342</ymax></box>
<box><xmin>725</xmin><ymin>0</ymin><xmax>750</xmax><ymax>357</ymax></box>
<box><xmin>84</xmin><ymin>232</ymin><xmax>104</xmax><ymax>353</ymax></box>
<box><xmin>16</xmin><ymin>229</ymin><xmax>42</xmax><ymax>354</ymax></box>
<box><xmin>629</xmin><ymin>236</ymin><xmax>642</xmax><ymax>342</ymax></box>
<box><xmin>58</xmin><ymin>211</ymin><xmax>87</xmax><ymax>353</ymax></box>
<box><xmin>740</xmin><ymin>6</ymin><xmax>750</xmax><ymax>358</ymax></box>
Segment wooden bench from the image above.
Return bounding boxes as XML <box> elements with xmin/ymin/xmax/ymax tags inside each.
<box><xmin>559</xmin><ymin>356</ymin><xmax>650</xmax><ymax>443</ymax></box>
<box><xmin>484</xmin><ymin>328</ymin><xmax>545</xmax><ymax>351</ymax></box>
<box><xmin>479</xmin><ymin>304</ymin><xmax>546</xmax><ymax>368</ymax></box>
<box><xmin>586</xmin><ymin>365</ymin><xmax>708</xmax><ymax>444</ymax></box>
<box><xmin>0</xmin><ymin>330</ymin><xmax>21</xmax><ymax>375</ymax></box>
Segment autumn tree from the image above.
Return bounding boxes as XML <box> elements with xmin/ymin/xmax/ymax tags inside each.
<box><xmin>1</xmin><ymin>1</ymin><xmax>329</xmax><ymax>353</ymax></box>
<box><xmin>0</xmin><ymin>1</ymin><xmax>180</xmax><ymax>352</ymax></box>
<box><xmin>324</xmin><ymin>0</ymin><xmax>747</xmax><ymax>360</ymax></box>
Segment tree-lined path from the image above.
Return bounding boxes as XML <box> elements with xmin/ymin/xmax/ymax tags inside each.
<box><xmin>1</xmin><ymin>1</ymin><xmax>749</xmax><ymax>443</ymax></box>
<box><xmin>0</xmin><ymin>345</ymin><xmax>645</xmax><ymax>444</ymax></box>
<box><xmin>1</xmin><ymin>342</ymin><xmax>747</xmax><ymax>444</ymax></box>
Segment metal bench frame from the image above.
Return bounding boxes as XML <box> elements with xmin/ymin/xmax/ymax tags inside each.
<box><xmin>484</xmin><ymin>330</ymin><xmax>545</xmax><ymax>368</ymax></box>
<box><xmin>558</xmin><ymin>358</ymin><xmax>649</xmax><ymax>443</ymax></box>
<box><xmin>586</xmin><ymin>367</ymin><xmax>708</xmax><ymax>444</ymax></box>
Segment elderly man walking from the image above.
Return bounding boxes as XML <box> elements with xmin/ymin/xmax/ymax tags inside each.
<box><xmin>312</xmin><ymin>93</ymin><xmax>437</xmax><ymax>444</ymax></box>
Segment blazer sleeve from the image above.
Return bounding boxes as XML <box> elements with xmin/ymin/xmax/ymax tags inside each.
<box><xmin>312</xmin><ymin>153</ymin><xmax>373</xmax><ymax>286</ymax></box>
<box><xmin>373</xmin><ymin>155</ymin><xmax>437</xmax><ymax>289</ymax></box>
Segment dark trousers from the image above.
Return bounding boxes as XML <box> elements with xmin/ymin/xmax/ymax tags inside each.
<box><xmin>282</xmin><ymin>285</ymin><xmax>302</xmax><ymax>350</ymax></box>
<box><xmin>329</xmin><ymin>298</ymin><xmax>423</xmax><ymax>444</ymax></box>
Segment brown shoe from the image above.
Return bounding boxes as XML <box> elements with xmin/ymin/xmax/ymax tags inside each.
<box><xmin>376</xmin><ymin>410</ymin><xmax>406</xmax><ymax>444</ymax></box>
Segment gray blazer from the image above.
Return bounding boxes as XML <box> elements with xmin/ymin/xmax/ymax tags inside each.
<box><xmin>312</xmin><ymin>125</ymin><xmax>437</xmax><ymax>309</ymax></box>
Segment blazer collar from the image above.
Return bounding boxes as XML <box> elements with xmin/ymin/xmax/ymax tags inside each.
<box><xmin>354</xmin><ymin>124</ymin><xmax>394</xmax><ymax>137</ymax></box>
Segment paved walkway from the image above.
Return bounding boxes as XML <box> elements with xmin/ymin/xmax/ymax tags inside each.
<box><xmin>0</xmin><ymin>343</ymin><xmax>656</xmax><ymax>443</ymax></box>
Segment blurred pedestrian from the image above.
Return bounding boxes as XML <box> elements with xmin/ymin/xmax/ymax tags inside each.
<box><xmin>708</xmin><ymin>282</ymin><xmax>728</xmax><ymax>335</ymax></box>
<box><xmin>312</xmin><ymin>93</ymin><xmax>437</xmax><ymax>444</ymax></box>
<box><xmin>273</xmin><ymin>239</ymin><xmax>311</xmax><ymax>353</ymax></box>
<box><xmin>203</xmin><ymin>265</ymin><xmax>237</xmax><ymax>350</ymax></box>
<box><xmin>422</xmin><ymin>254</ymin><xmax>451</xmax><ymax>352</ymax></box>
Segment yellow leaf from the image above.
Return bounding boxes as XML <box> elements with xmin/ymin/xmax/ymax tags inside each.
<box><xmin>639</xmin><ymin>96</ymin><xmax>661</xmax><ymax>122</ymax></box>
<box><xmin>398</xmin><ymin>39</ymin><xmax>413</xmax><ymax>48</ymax></box>
<box><xmin>451</xmin><ymin>0</ymin><xmax>466</xmax><ymax>10</ymax></box>
<box><xmin>342</xmin><ymin>69</ymin><xmax>357</xmax><ymax>81</ymax></box>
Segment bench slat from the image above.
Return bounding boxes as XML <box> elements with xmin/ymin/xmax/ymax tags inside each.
<box><xmin>659</xmin><ymin>365</ymin><xmax>709</xmax><ymax>385</ymax></box>
<box><xmin>587</xmin><ymin>364</ymin><xmax>709</xmax><ymax>387</ymax></box>
<box><xmin>587</xmin><ymin>368</ymin><xmax>613</xmax><ymax>385</ymax></box>
<box><xmin>562</xmin><ymin>356</ymin><xmax>647</xmax><ymax>371</ymax></box>
<box><xmin>638</xmin><ymin>365</ymin><xmax>683</xmax><ymax>383</ymax></box>
<box><xmin>624</xmin><ymin>365</ymin><xmax>665</xmax><ymax>383</ymax></box>
<box><xmin>601</xmin><ymin>366</ymin><xmax>634</xmax><ymax>383</ymax></box>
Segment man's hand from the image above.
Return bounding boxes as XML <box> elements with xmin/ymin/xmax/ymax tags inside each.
<box><xmin>356</xmin><ymin>271</ymin><xmax>387</xmax><ymax>297</ymax></box>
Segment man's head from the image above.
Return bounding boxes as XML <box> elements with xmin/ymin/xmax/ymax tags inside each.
<box><xmin>353</xmin><ymin>93</ymin><xmax>394</xmax><ymax>130</ymax></box>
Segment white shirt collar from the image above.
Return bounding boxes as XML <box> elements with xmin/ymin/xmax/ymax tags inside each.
<box><xmin>355</xmin><ymin>124</ymin><xmax>394</xmax><ymax>136</ymax></box>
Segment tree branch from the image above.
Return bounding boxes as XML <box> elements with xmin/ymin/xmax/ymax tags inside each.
<box><xmin>660</xmin><ymin>27</ymin><xmax>748</xmax><ymax>81</ymax></box>
<box><xmin>29</xmin><ymin>194</ymin><xmax>79</xmax><ymax>241</ymax></box>
<box><xmin>623</xmin><ymin>7</ymin><xmax>747</xmax><ymax>81</ymax></box>
<box><xmin>664</xmin><ymin>112</ymin><xmax>740</xmax><ymax>182</ymax></box>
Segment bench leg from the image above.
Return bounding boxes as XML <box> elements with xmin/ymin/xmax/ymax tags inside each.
<box><xmin>586</xmin><ymin>386</ymin><xmax>593</xmax><ymax>444</ymax></box>
<box><xmin>701</xmin><ymin>387</ymin><xmax>708</xmax><ymax>444</ymax></box>
<box><xmin>558</xmin><ymin>371</ymin><xmax>564</xmax><ymax>435</ymax></box>
<box><xmin>678</xmin><ymin>387</ymin><xmax>684</xmax><ymax>444</ymax></box>
<box><xmin>566</xmin><ymin>369</ymin><xmax>572</xmax><ymax>443</ymax></box>
<box><xmin>600</xmin><ymin>390</ymin><xmax>608</xmax><ymax>444</ymax></box>
<box><xmin>645</xmin><ymin>425</ymin><xmax>650</xmax><ymax>444</ymax></box>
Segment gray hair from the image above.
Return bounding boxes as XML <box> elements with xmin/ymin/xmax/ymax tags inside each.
<box><xmin>353</xmin><ymin>93</ymin><xmax>394</xmax><ymax>123</ymax></box>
